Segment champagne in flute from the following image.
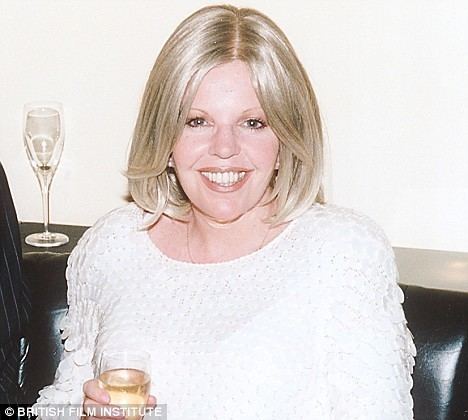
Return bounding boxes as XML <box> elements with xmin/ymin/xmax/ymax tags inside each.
<box><xmin>23</xmin><ymin>102</ymin><xmax>69</xmax><ymax>247</ymax></box>
<box><xmin>99</xmin><ymin>350</ymin><xmax>151</xmax><ymax>420</ymax></box>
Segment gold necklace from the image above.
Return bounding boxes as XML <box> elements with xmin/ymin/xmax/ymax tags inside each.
<box><xmin>186</xmin><ymin>221</ymin><xmax>271</xmax><ymax>264</ymax></box>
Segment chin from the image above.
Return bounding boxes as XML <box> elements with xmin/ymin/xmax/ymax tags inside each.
<box><xmin>206</xmin><ymin>209</ymin><xmax>245</xmax><ymax>224</ymax></box>
<box><xmin>194</xmin><ymin>202</ymin><xmax>248</xmax><ymax>224</ymax></box>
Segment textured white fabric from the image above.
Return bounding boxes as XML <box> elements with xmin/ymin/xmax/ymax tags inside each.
<box><xmin>35</xmin><ymin>202</ymin><xmax>416</xmax><ymax>419</ymax></box>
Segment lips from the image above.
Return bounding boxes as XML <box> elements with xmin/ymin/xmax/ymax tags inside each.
<box><xmin>197</xmin><ymin>167</ymin><xmax>251</xmax><ymax>191</ymax></box>
<box><xmin>200</xmin><ymin>170</ymin><xmax>246</xmax><ymax>187</ymax></box>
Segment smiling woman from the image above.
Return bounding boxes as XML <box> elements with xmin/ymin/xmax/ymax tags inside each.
<box><xmin>173</xmin><ymin>61</ymin><xmax>279</xmax><ymax>216</ymax></box>
<box><xmin>34</xmin><ymin>5</ymin><xmax>415</xmax><ymax>420</ymax></box>
<box><xmin>163</xmin><ymin>60</ymin><xmax>282</xmax><ymax>262</ymax></box>
<box><xmin>126</xmin><ymin>4</ymin><xmax>324</xmax><ymax>228</ymax></box>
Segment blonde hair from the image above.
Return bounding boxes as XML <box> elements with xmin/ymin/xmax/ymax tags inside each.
<box><xmin>127</xmin><ymin>4</ymin><xmax>325</xmax><ymax>226</ymax></box>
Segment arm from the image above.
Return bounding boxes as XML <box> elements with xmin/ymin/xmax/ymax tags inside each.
<box><xmin>0</xmin><ymin>163</ymin><xmax>31</xmax><ymax>403</ymax></box>
<box><xmin>33</xmin><ymin>230</ymin><xmax>102</xmax><ymax>420</ymax></box>
<box><xmin>322</xmin><ymin>219</ymin><xmax>416</xmax><ymax>419</ymax></box>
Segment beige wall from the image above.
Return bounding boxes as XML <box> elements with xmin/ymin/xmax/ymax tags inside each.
<box><xmin>1</xmin><ymin>0</ymin><xmax>467</xmax><ymax>252</ymax></box>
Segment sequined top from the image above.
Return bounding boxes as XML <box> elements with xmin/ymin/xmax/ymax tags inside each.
<box><xmin>35</xmin><ymin>203</ymin><xmax>416</xmax><ymax>419</ymax></box>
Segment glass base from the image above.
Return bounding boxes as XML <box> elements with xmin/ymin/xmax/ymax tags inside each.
<box><xmin>25</xmin><ymin>231</ymin><xmax>69</xmax><ymax>248</ymax></box>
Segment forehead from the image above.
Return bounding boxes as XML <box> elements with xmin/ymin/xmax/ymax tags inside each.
<box><xmin>190</xmin><ymin>60</ymin><xmax>261</xmax><ymax>109</ymax></box>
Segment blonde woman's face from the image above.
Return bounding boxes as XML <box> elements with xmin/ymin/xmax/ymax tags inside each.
<box><xmin>172</xmin><ymin>60</ymin><xmax>279</xmax><ymax>223</ymax></box>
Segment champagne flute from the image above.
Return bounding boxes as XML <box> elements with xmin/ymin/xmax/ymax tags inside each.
<box><xmin>23</xmin><ymin>101</ymin><xmax>69</xmax><ymax>247</ymax></box>
<box><xmin>98</xmin><ymin>350</ymin><xmax>152</xmax><ymax>420</ymax></box>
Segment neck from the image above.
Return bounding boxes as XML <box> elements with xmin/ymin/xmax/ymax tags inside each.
<box><xmin>186</xmin><ymin>204</ymin><xmax>275</xmax><ymax>264</ymax></box>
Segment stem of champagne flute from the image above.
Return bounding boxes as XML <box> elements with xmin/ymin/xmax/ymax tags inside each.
<box><xmin>38</xmin><ymin>171</ymin><xmax>52</xmax><ymax>236</ymax></box>
<box><xmin>41</xmin><ymin>188</ymin><xmax>50</xmax><ymax>235</ymax></box>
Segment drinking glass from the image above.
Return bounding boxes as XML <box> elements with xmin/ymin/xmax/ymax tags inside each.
<box><xmin>98</xmin><ymin>350</ymin><xmax>152</xmax><ymax>420</ymax></box>
<box><xmin>23</xmin><ymin>101</ymin><xmax>69</xmax><ymax>247</ymax></box>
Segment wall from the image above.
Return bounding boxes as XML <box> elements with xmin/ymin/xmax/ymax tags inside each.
<box><xmin>1</xmin><ymin>0</ymin><xmax>467</xmax><ymax>252</ymax></box>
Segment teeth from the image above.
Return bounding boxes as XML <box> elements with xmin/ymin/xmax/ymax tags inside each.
<box><xmin>201</xmin><ymin>171</ymin><xmax>246</xmax><ymax>187</ymax></box>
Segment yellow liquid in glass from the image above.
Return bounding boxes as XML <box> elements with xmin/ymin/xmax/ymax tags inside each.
<box><xmin>99</xmin><ymin>368</ymin><xmax>150</xmax><ymax>420</ymax></box>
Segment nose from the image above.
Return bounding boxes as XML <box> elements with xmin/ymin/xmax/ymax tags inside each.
<box><xmin>208</xmin><ymin>125</ymin><xmax>240</xmax><ymax>159</ymax></box>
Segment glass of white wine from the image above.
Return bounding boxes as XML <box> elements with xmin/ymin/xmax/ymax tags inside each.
<box><xmin>98</xmin><ymin>350</ymin><xmax>152</xmax><ymax>420</ymax></box>
<box><xmin>23</xmin><ymin>101</ymin><xmax>69</xmax><ymax>247</ymax></box>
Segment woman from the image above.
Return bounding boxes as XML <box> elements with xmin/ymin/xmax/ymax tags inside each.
<box><xmin>35</xmin><ymin>5</ymin><xmax>415</xmax><ymax>419</ymax></box>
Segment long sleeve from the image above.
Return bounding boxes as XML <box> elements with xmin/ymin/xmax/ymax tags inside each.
<box><xmin>29</xmin><ymin>202</ymin><xmax>416</xmax><ymax>419</ymax></box>
<box><xmin>0</xmin><ymin>163</ymin><xmax>31</xmax><ymax>403</ymax></box>
<box><xmin>320</xmin><ymin>214</ymin><xmax>416</xmax><ymax>419</ymax></box>
<box><xmin>33</xmin><ymin>228</ymin><xmax>103</xmax><ymax>419</ymax></box>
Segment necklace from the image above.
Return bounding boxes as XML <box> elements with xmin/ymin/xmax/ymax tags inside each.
<box><xmin>186</xmin><ymin>220</ymin><xmax>271</xmax><ymax>264</ymax></box>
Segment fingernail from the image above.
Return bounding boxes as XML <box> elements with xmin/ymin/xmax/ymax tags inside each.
<box><xmin>101</xmin><ymin>391</ymin><xmax>110</xmax><ymax>404</ymax></box>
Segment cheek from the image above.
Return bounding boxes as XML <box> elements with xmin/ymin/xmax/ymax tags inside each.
<box><xmin>172</xmin><ymin>136</ymin><xmax>203</xmax><ymax>167</ymax></box>
<box><xmin>249</xmin><ymin>140</ymin><xmax>279</xmax><ymax>169</ymax></box>
<box><xmin>173</xmin><ymin>131</ymin><xmax>279</xmax><ymax>170</ymax></box>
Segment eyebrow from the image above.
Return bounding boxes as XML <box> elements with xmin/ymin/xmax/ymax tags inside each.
<box><xmin>241</xmin><ymin>107</ymin><xmax>266</xmax><ymax>116</ymax></box>
<box><xmin>187</xmin><ymin>108</ymin><xmax>208</xmax><ymax>116</ymax></box>
<box><xmin>187</xmin><ymin>107</ymin><xmax>266</xmax><ymax>116</ymax></box>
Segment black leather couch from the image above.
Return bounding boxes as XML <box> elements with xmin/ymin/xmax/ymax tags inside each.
<box><xmin>19</xmin><ymin>223</ymin><xmax>468</xmax><ymax>420</ymax></box>
<box><xmin>401</xmin><ymin>285</ymin><xmax>468</xmax><ymax>419</ymax></box>
<box><xmin>20</xmin><ymin>223</ymin><xmax>87</xmax><ymax>406</ymax></box>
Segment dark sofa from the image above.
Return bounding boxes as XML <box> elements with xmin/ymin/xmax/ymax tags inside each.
<box><xmin>19</xmin><ymin>223</ymin><xmax>468</xmax><ymax>420</ymax></box>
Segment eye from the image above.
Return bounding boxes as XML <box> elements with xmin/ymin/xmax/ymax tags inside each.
<box><xmin>186</xmin><ymin>117</ymin><xmax>207</xmax><ymax>128</ymax></box>
<box><xmin>243</xmin><ymin>118</ymin><xmax>267</xmax><ymax>130</ymax></box>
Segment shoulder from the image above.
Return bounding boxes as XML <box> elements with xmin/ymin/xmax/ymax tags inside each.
<box><xmin>300</xmin><ymin>203</ymin><xmax>391</xmax><ymax>251</ymax></box>
<box><xmin>75</xmin><ymin>203</ymin><xmax>143</xmax><ymax>249</ymax></box>
<box><xmin>296</xmin><ymin>204</ymin><xmax>396</xmax><ymax>276</ymax></box>
<box><xmin>299</xmin><ymin>203</ymin><xmax>385</xmax><ymax>235</ymax></box>
<box><xmin>86</xmin><ymin>202</ymin><xmax>143</xmax><ymax>236</ymax></box>
<box><xmin>67</xmin><ymin>202</ymin><xmax>145</xmax><ymax>275</ymax></box>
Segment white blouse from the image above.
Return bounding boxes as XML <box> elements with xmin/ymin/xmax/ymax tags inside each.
<box><xmin>35</xmin><ymin>203</ymin><xmax>416</xmax><ymax>419</ymax></box>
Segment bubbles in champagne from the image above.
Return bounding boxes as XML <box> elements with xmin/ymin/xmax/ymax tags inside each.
<box><xmin>99</xmin><ymin>368</ymin><xmax>151</xmax><ymax>420</ymax></box>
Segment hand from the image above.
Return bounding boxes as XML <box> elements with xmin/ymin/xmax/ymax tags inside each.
<box><xmin>82</xmin><ymin>379</ymin><xmax>157</xmax><ymax>419</ymax></box>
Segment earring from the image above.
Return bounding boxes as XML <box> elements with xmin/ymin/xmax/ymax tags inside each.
<box><xmin>168</xmin><ymin>156</ymin><xmax>175</xmax><ymax>168</ymax></box>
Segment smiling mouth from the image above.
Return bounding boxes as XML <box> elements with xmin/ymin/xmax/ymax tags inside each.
<box><xmin>200</xmin><ymin>170</ymin><xmax>247</xmax><ymax>187</ymax></box>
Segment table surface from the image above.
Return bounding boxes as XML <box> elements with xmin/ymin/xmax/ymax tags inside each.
<box><xmin>19</xmin><ymin>222</ymin><xmax>468</xmax><ymax>293</ymax></box>
<box><xmin>20</xmin><ymin>222</ymin><xmax>88</xmax><ymax>255</ymax></box>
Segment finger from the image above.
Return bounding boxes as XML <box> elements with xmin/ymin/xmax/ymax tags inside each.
<box><xmin>82</xmin><ymin>402</ymin><xmax>125</xmax><ymax>420</ymax></box>
<box><xmin>147</xmin><ymin>394</ymin><xmax>157</xmax><ymax>408</ymax></box>
<box><xmin>83</xmin><ymin>379</ymin><xmax>110</xmax><ymax>404</ymax></box>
